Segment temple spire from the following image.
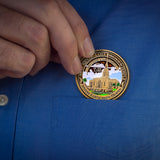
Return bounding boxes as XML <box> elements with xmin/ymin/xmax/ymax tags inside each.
<box><xmin>105</xmin><ymin>61</ymin><xmax>108</xmax><ymax>68</ymax></box>
<box><xmin>105</xmin><ymin>53</ymin><xmax>108</xmax><ymax>68</ymax></box>
<box><xmin>103</xmin><ymin>55</ymin><xmax>109</xmax><ymax>77</ymax></box>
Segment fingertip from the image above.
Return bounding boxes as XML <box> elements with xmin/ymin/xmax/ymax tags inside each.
<box><xmin>62</xmin><ymin>55</ymin><xmax>82</xmax><ymax>75</ymax></box>
<box><xmin>83</xmin><ymin>37</ymin><xmax>95</xmax><ymax>58</ymax></box>
<box><xmin>24</xmin><ymin>52</ymin><xmax>36</xmax><ymax>67</ymax></box>
<box><xmin>70</xmin><ymin>56</ymin><xmax>82</xmax><ymax>75</ymax></box>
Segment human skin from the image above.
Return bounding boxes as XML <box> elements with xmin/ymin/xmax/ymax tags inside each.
<box><xmin>0</xmin><ymin>0</ymin><xmax>95</xmax><ymax>79</ymax></box>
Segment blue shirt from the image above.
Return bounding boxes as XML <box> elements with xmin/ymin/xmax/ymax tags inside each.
<box><xmin>0</xmin><ymin>0</ymin><xmax>160</xmax><ymax>159</ymax></box>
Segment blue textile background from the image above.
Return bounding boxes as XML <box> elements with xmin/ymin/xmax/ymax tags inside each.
<box><xmin>0</xmin><ymin>0</ymin><xmax>160</xmax><ymax>160</ymax></box>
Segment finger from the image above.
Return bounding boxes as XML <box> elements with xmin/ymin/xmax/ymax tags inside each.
<box><xmin>0</xmin><ymin>5</ymin><xmax>51</xmax><ymax>76</ymax></box>
<box><xmin>0</xmin><ymin>37</ymin><xmax>35</xmax><ymax>78</ymax></box>
<box><xmin>56</xmin><ymin>0</ymin><xmax>95</xmax><ymax>58</ymax></box>
<box><xmin>0</xmin><ymin>1</ymin><xmax>82</xmax><ymax>75</ymax></box>
<box><xmin>46</xmin><ymin>1</ymin><xmax>82</xmax><ymax>74</ymax></box>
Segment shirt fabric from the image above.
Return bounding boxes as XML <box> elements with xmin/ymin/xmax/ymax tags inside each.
<box><xmin>0</xmin><ymin>0</ymin><xmax>160</xmax><ymax>160</ymax></box>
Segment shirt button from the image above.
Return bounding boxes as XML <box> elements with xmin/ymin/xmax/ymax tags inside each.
<box><xmin>0</xmin><ymin>95</ymin><xmax>8</xmax><ymax>106</ymax></box>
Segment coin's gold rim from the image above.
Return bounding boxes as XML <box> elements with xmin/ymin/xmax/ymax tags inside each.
<box><xmin>75</xmin><ymin>49</ymin><xmax>130</xmax><ymax>100</ymax></box>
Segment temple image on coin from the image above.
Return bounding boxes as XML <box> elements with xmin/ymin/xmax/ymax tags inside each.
<box><xmin>83</xmin><ymin>61</ymin><xmax>122</xmax><ymax>96</ymax></box>
<box><xmin>75</xmin><ymin>49</ymin><xmax>129</xmax><ymax>99</ymax></box>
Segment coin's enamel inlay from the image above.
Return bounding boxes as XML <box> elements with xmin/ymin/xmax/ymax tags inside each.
<box><xmin>83</xmin><ymin>60</ymin><xmax>122</xmax><ymax>96</ymax></box>
<box><xmin>75</xmin><ymin>49</ymin><xmax>130</xmax><ymax>100</ymax></box>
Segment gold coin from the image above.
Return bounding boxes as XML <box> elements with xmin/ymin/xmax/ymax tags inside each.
<box><xmin>75</xmin><ymin>49</ymin><xmax>130</xmax><ymax>100</ymax></box>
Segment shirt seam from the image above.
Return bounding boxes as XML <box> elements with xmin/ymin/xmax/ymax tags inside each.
<box><xmin>11</xmin><ymin>78</ymin><xmax>25</xmax><ymax>160</ymax></box>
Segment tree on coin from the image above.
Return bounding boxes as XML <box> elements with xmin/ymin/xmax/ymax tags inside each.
<box><xmin>83</xmin><ymin>78</ymin><xmax>87</xmax><ymax>82</ymax></box>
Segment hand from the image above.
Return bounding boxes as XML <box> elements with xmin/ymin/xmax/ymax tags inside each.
<box><xmin>0</xmin><ymin>0</ymin><xmax>94</xmax><ymax>79</ymax></box>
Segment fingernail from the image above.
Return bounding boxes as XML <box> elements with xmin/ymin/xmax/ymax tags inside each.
<box><xmin>83</xmin><ymin>37</ymin><xmax>95</xmax><ymax>57</ymax></box>
<box><xmin>71</xmin><ymin>56</ymin><xmax>82</xmax><ymax>75</ymax></box>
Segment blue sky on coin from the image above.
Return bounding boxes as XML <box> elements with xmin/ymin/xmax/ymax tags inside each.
<box><xmin>83</xmin><ymin>64</ymin><xmax>122</xmax><ymax>86</ymax></box>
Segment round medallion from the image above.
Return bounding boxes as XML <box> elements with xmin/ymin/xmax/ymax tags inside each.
<box><xmin>75</xmin><ymin>49</ymin><xmax>130</xmax><ymax>100</ymax></box>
